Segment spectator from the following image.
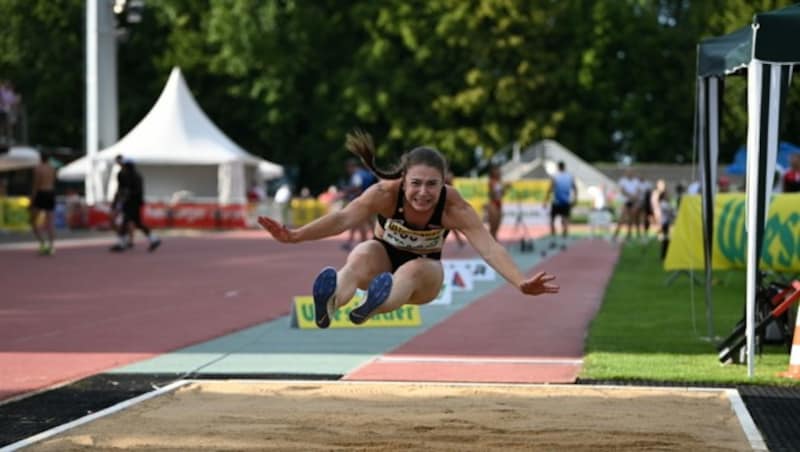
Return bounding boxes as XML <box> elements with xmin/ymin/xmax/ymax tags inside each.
<box><xmin>612</xmin><ymin>169</ymin><xmax>641</xmax><ymax>241</ymax></box>
<box><xmin>318</xmin><ymin>185</ymin><xmax>339</xmax><ymax>208</ymax></box>
<box><xmin>445</xmin><ymin>169</ymin><xmax>466</xmax><ymax>249</ymax></box>
<box><xmin>341</xmin><ymin>158</ymin><xmax>377</xmax><ymax>250</ymax></box>
<box><xmin>544</xmin><ymin>161</ymin><xmax>577</xmax><ymax>239</ymax></box>
<box><xmin>247</xmin><ymin>182</ymin><xmax>266</xmax><ymax>204</ymax></box>
<box><xmin>274</xmin><ymin>180</ymin><xmax>293</xmax><ymax>227</ymax></box>
<box><xmin>783</xmin><ymin>153</ymin><xmax>800</xmax><ymax>193</ymax></box>
<box><xmin>29</xmin><ymin>152</ymin><xmax>56</xmax><ymax>255</ymax></box>
<box><xmin>0</xmin><ymin>80</ymin><xmax>21</xmax><ymax>142</ymax></box>
<box><xmin>110</xmin><ymin>155</ymin><xmax>131</xmax><ymax>244</ymax></box>
<box><xmin>718</xmin><ymin>176</ymin><xmax>731</xmax><ymax>193</ymax></box>
<box><xmin>246</xmin><ymin>182</ymin><xmax>267</xmax><ymax>228</ymax></box>
<box><xmin>657</xmin><ymin>187</ymin><xmax>676</xmax><ymax>261</ymax></box>
<box><xmin>638</xmin><ymin>178</ymin><xmax>654</xmax><ymax>236</ymax></box>
<box><xmin>486</xmin><ymin>164</ymin><xmax>509</xmax><ymax>240</ymax></box>
<box><xmin>109</xmin><ymin>159</ymin><xmax>161</xmax><ymax>252</ymax></box>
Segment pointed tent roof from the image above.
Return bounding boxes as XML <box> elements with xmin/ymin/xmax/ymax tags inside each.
<box><xmin>59</xmin><ymin>67</ymin><xmax>282</xmax><ymax>179</ymax></box>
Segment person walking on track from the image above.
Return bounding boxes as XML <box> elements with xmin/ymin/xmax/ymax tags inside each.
<box><xmin>544</xmin><ymin>160</ymin><xmax>577</xmax><ymax>239</ymax></box>
<box><xmin>29</xmin><ymin>152</ymin><xmax>57</xmax><ymax>255</ymax></box>
<box><xmin>258</xmin><ymin>130</ymin><xmax>559</xmax><ymax>329</ymax></box>
<box><xmin>109</xmin><ymin>159</ymin><xmax>161</xmax><ymax>252</ymax></box>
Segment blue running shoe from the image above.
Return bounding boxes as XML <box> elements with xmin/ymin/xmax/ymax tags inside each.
<box><xmin>349</xmin><ymin>272</ymin><xmax>393</xmax><ymax>325</ymax></box>
<box><xmin>312</xmin><ymin>267</ymin><xmax>337</xmax><ymax>329</ymax></box>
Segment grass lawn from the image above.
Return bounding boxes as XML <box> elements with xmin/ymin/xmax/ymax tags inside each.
<box><xmin>581</xmin><ymin>239</ymin><xmax>800</xmax><ymax>386</ymax></box>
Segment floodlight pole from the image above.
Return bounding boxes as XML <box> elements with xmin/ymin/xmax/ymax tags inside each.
<box><xmin>86</xmin><ymin>0</ymin><xmax>99</xmax><ymax>205</ymax></box>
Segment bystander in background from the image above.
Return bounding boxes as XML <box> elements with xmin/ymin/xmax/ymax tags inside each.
<box><xmin>109</xmin><ymin>159</ymin><xmax>161</xmax><ymax>252</ymax></box>
<box><xmin>29</xmin><ymin>152</ymin><xmax>56</xmax><ymax>255</ymax></box>
<box><xmin>0</xmin><ymin>80</ymin><xmax>22</xmax><ymax>144</ymax></box>
<box><xmin>783</xmin><ymin>153</ymin><xmax>800</xmax><ymax>193</ymax></box>
<box><xmin>274</xmin><ymin>180</ymin><xmax>293</xmax><ymax>227</ymax></box>
<box><xmin>340</xmin><ymin>158</ymin><xmax>377</xmax><ymax>250</ymax></box>
<box><xmin>445</xmin><ymin>169</ymin><xmax>466</xmax><ymax>248</ymax></box>
<box><xmin>486</xmin><ymin>165</ymin><xmax>508</xmax><ymax>240</ymax></box>
<box><xmin>612</xmin><ymin>169</ymin><xmax>641</xmax><ymax>241</ymax></box>
<box><xmin>544</xmin><ymin>161</ymin><xmax>576</xmax><ymax>241</ymax></box>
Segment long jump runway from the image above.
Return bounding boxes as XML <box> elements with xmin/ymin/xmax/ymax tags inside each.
<box><xmin>345</xmin><ymin>239</ymin><xmax>619</xmax><ymax>383</ymax></box>
<box><xmin>0</xmin><ymin>231</ymin><xmax>768</xmax><ymax>450</ymax></box>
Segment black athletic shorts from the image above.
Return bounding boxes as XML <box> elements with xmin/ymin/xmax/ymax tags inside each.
<box><xmin>123</xmin><ymin>202</ymin><xmax>142</xmax><ymax>223</ymax></box>
<box><xmin>32</xmin><ymin>190</ymin><xmax>56</xmax><ymax>211</ymax></box>
<box><xmin>375</xmin><ymin>238</ymin><xmax>442</xmax><ymax>273</ymax></box>
<box><xmin>551</xmin><ymin>203</ymin><xmax>571</xmax><ymax>218</ymax></box>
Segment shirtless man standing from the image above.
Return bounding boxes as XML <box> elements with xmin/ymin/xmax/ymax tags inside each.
<box><xmin>30</xmin><ymin>152</ymin><xmax>57</xmax><ymax>255</ymax></box>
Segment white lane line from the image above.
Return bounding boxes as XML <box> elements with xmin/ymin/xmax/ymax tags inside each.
<box><xmin>726</xmin><ymin>389</ymin><xmax>768</xmax><ymax>451</ymax></box>
<box><xmin>375</xmin><ymin>355</ymin><xmax>583</xmax><ymax>365</ymax></box>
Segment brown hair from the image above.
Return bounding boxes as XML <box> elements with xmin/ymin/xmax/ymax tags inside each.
<box><xmin>345</xmin><ymin>130</ymin><xmax>447</xmax><ymax>180</ymax></box>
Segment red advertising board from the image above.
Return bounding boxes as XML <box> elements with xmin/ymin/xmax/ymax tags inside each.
<box><xmin>86</xmin><ymin>203</ymin><xmax>247</xmax><ymax>229</ymax></box>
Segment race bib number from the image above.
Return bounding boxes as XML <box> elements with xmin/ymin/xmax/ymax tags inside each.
<box><xmin>381</xmin><ymin>218</ymin><xmax>446</xmax><ymax>253</ymax></box>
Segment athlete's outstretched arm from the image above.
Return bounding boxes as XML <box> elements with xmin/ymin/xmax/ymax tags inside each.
<box><xmin>258</xmin><ymin>183</ymin><xmax>382</xmax><ymax>244</ymax></box>
<box><xmin>445</xmin><ymin>191</ymin><xmax>559</xmax><ymax>296</ymax></box>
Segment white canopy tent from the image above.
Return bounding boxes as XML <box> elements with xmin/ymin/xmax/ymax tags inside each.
<box><xmin>695</xmin><ymin>4</ymin><xmax>800</xmax><ymax>377</ymax></box>
<box><xmin>0</xmin><ymin>146</ymin><xmax>40</xmax><ymax>172</ymax></box>
<box><xmin>59</xmin><ymin>67</ymin><xmax>283</xmax><ymax>205</ymax></box>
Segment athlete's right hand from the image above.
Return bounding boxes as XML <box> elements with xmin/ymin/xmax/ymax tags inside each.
<box><xmin>257</xmin><ymin>216</ymin><xmax>297</xmax><ymax>243</ymax></box>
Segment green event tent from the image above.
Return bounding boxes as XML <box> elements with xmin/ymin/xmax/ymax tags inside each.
<box><xmin>694</xmin><ymin>3</ymin><xmax>800</xmax><ymax>377</ymax></box>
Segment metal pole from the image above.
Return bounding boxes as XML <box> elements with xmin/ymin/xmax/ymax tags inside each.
<box><xmin>86</xmin><ymin>0</ymin><xmax>99</xmax><ymax>205</ymax></box>
<box><xmin>744</xmin><ymin>59</ymin><xmax>763</xmax><ymax>379</ymax></box>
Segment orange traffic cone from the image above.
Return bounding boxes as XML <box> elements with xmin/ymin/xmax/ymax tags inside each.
<box><xmin>780</xmin><ymin>298</ymin><xmax>800</xmax><ymax>379</ymax></box>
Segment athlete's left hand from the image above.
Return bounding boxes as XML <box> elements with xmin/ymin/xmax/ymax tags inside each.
<box><xmin>519</xmin><ymin>272</ymin><xmax>559</xmax><ymax>296</ymax></box>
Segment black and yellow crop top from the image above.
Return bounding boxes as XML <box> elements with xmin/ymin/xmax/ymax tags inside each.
<box><xmin>375</xmin><ymin>185</ymin><xmax>449</xmax><ymax>257</ymax></box>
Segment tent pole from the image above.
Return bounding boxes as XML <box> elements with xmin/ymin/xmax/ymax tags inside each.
<box><xmin>703</xmin><ymin>76</ymin><xmax>720</xmax><ymax>341</ymax></box>
<box><xmin>744</xmin><ymin>60</ymin><xmax>762</xmax><ymax>379</ymax></box>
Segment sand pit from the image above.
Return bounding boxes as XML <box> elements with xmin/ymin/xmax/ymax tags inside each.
<box><xmin>28</xmin><ymin>381</ymin><xmax>753</xmax><ymax>451</ymax></box>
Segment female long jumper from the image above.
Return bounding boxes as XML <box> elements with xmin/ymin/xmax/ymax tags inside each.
<box><xmin>258</xmin><ymin>131</ymin><xmax>559</xmax><ymax>328</ymax></box>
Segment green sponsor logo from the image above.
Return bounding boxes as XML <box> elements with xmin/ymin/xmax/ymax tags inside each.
<box><xmin>717</xmin><ymin>199</ymin><xmax>746</xmax><ymax>265</ymax></box>
<box><xmin>716</xmin><ymin>198</ymin><xmax>800</xmax><ymax>268</ymax></box>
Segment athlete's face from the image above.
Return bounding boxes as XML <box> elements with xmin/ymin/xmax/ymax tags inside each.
<box><xmin>403</xmin><ymin>164</ymin><xmax>444</xmax><ymax>212</ymax></box>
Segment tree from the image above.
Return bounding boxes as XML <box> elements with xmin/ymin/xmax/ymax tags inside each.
<box><xmin>0</xmin><ymin>0</ymin><xmax>85</xmax><ymax>149</ymax></box>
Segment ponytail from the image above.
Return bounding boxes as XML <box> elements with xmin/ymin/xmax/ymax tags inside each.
<box><xmin>345</xmin><ymin>130</ymin><xmax>402</xmax><ymax>180</ymax></box>
<box><xmin>345</xmin><ymin>129</ymin><xmax>448</xmax><ymax>181</ymax></box>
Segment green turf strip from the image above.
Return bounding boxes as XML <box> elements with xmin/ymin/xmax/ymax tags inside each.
<box><xmin>581</xmin><ymin>239</ymin><xmax>800</xmax><ymax>386</ymax></box>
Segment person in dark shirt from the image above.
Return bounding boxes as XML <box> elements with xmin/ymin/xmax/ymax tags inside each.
<box><xmin>109</xmin><ymin>159</ymin><xmax>161</xmax><ymax>252</ymax></box>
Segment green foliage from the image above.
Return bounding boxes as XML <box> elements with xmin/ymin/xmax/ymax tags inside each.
<box><xmin>0</xmin><ymin>0</ymin><xmax>84</xmax><ymax>148</ymax></box>
<box><xmin>2</xmin><ymin>0</ymin><xmax>799</xmax><ymax>191</ymax></box>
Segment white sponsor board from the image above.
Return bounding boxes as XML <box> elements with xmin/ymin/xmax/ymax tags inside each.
<box><xmin>442</xmin><ymin>260</ymin><xmax>475</xmax><ymax>292</ymax></box>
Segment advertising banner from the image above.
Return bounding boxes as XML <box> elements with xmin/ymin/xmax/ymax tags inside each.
<box><xmin>664</xmin><ymin>193</ymin><xmax>800</xmax><ymax>272</ymax></box>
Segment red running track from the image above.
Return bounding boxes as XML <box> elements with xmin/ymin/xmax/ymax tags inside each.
<box><xmin>345</xmin><ymin>239</ymin><xmax>620</xmax><ymax>383</ymax></box>
<box><xmin>0</xmin><ymin>231</ymin><xmax>352</xmax><ymax>401</ymax></box>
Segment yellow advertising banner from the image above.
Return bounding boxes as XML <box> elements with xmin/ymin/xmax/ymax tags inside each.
<box><xmin>291</xmin><ymin>294</ymin><xmax>422</xmax><ymax>329</ymax></box>
<box><xmin>0</xmin><ymin>196</ymin><xmax>31</xmax><ymax>230</ymax></box>
<box><xmin>664</xmin><ymin>193</ymin><xmax>800</xmax><ymax>271</ymax></box>
<box><xmin>452</xmin><ymin>177</ymin><xmax>550</xmax><ymax>213</ymax></box>
<box><xmin>290</xmin><ymin>198</ymin><xmax>328</xmax><ymax>226</ymax></box>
